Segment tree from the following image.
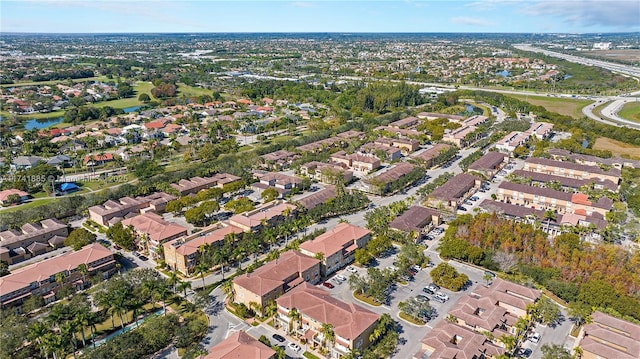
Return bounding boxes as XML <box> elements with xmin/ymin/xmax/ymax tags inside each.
<box><xmin>177</xmin><ymin>280</ymin><xmax>192</xmax><ymax>297</ymax></box>
<box><xmin>534</xmin><ymin>297</ymin><xmax>561</xmax><ymax>325</ymax></box>
<box><xmin>138</xmin><ymin>93</ymin><xmax>151</xmax><ymax>103</ymax></box>
<box><xmin>288</xmin><ymin>308</ymin><xmax>301</xmax><ymax>334</ymax></box>
<box><xmin>567</xmin><ymin>301</ymin><xmax>593</xmax><ymax>327</ymax></box>
<box><xmin>499</xmin><ymin>335</ymin><xmax>517</xmax><ymax>352</ymax></box>
<box><xmin>261</xmin><ymin>187</ymin><xmax>279</xmax><ymax>202</ymax></box>
<box><xmin>430</xmin><ymin>262</ymin><xmax>469</xmax><ymax>291</ymax></box>
<box><xmin>349</xmin><ymin>273</ymin><xmax>367</xmax><ymax>295</ymax></box>
<box><xmin>106</xmin><ymin>222</ymin><xmax>135</xmax><ymax>250</ymax></box>
<box><xmin>354</xmin><ymin>248</ymin><xmax>373</xmax><ymax>266</ymax></box>
<box><xmin>221</xmin><ymin>280</ymin><xmax>235</xmax><ymax>302</ymax></box>
<box><xmin>64</xmin><ymin>228</ymin><xmax>97</xmax><ymax>250</ymax></box>
<box><xmin>541</xmin><ymin>344</ymin><xmax>572</xmax><ymax>359</ymax></box>
<box><xmin>320</xmin><ymin>323</ymin><xmax>335</xmax><ymax>350</ymax></box>
<box><xmin>194</xmin><ymin>262</ymin><xmax>208</xmax><ymax>289</ymax></box>
<box><xmin>117</xmin><ymin>82</ymin><xmax>134</xmax><ymax>98</ymax></box>
<box><xmin>492</xmin><ymin>250</ymin><xmax>518</xmax><ymax>273</ymax></box>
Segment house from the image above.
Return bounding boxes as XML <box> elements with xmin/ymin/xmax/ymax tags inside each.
<box><xmin>0</xmin><ymin>189</ymin><xmax>29</xmax><ymax>206</ymax></box>
<box><xmin>201</xmin><ymin>331</ymin><xmax>275</xmax><ymax>359</ymax></box>
<box><xmin>468</xmin><ymin>152</ymin><xmax>508</xmax><ymax>178</ymax></box>
<box><xmin>389</xmin><ymin>206</ymin><xmax>440</xmax><ymax>236</ymax></box>
<box><xmin>523</xmin><ymin>157</ymin><xmax>621</xmax><ymax>185</ymax></box>
<box><xmin>389</xmin><ymin>116</ymin><xmax>420</xmax><ymax>128</ymax></box>
<box><xmin>299</xmin><ymin>162</ymin><xmax>353</xmax><ymax>184</ymax></box>
<box><xmin>497</xmin><ymin>182</ymin><xmax>613</xmax><ymax>216</ymax></box>
<box><xmin>296</xmin><ymin>186</ymin><xmax>337</xmax><ymax>210</ymax></box>
<box><xmin>577</xmin><ymin>311</ymin><xmax>640</xmax><ymax>359</ymax></box>
<box><xmin>233</xmin><ymin>250</ymin><xmax>321</xmax><ymax>312</ymax></box>
<box><xmin>358</xmin><ymin>143</ymin><xmax>403</xmax><ymax>161</ymax></box>
<box><xmin>374</xmin><ymin>137</ymin><xmax>420</xmax><ymax>154</ymax></box>
<box><xmin>164</xmin><ymin>224</ymin><xmax>244</xmax><ymax>275</ymax></box>
<box><xmin>0</xmin><ymin>219</ymin><xmax>68</xmax><ymax>264</ymax></box>
<box><xmin>83</xmin><ymin>153</ymin><xmax>114</xmax><ymax>167</ymax></box>
<box><xmin>276</xmin><ymin>283</ymin><xmax>379</xmax><ymax>357</ymax></box>
<box><xmin>299</xmin><ymin>222</ymin><xmax>370</xmax><ymax>276</ymax></box>
<box><xmin>427</xmin><ymin>173</ymin><xmax>481</xmax><ymax>211</ymax></box>
<box><xmin>46</xmin><ymin>155</ymin><xmax>71</xmax><ymax>168</ymax></box>
<box><xmin>0</xmin><ymin>243</ymin><xmax>116</xmax><ymax>309</ymax></box>
<box><xmin>410</xmin><ymin>143</ymin><xmax>454</xmax><ymax>168</ymax></box>
<box><xmin>495</xmin><ymin>131</ymin><xmax>532</xmax><ymax>154</ymax></box>
<box><xmin>363</xmin><ymin>163</ymin><xmax>415</xmax><ymax>194</ymax></box>
<box><xmin>10</xmin><ymin>156</ymin><xmax>43</xmax><ymax>171</ymax></box>
<box><xmin>121</xmin><ymin>212</ymin><xmax>188</xmax><ymax>257</ymax></box>
<box><xmin>251</xmin><ymin>172</ymin><xmax>303</xmax><ymax>198</ymax></box>
<box><xmin>414</xmin><ymin>322</ymin><xmax>504</xmax><ymax>359</ymax></box>
<box><xmin>229</xmin><ymin>202</ymin><xmax>297</xmax><ymax>232</ymax></box>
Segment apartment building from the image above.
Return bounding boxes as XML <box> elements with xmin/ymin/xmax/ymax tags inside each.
<box><xmin>164</xmin><ymin>224</ymin><xmax>244</xmax><ymax>275</ymax></box>
<box><xmin>511</xmin><ymin>170</ymin><xmax>618</xmax><ymax>192</ymax></box>
<box><xmin>299</xmin><ymin>162</ymin><xmax>353</xmax><ymax>184</ymax></box>
<box><xmin>497</xmin><ymin>182</ymin><xmax>613</xmax><ymax>216</ymax></box>
<box><xmin>297</xmin><ymin>186</ymin><xmax>337</xmax><ymax>210</ymax></box>
<box><xmin>410</xmin><ymin>143</ymin><xmax>454</xmax><ymax>168</ymax></box>
<box><xmin>389</xmin><ymin>116</ymin><xmax>420</xmax><ymax>128</ymax></box>
<box><xmin>374</xmin><ymin>137</ymin><xmax>420</xmax><ymax>154</ymax></box>
<box><xmin>363</xmin><ymin>163</ymin><xmax>415</xmax><ymax>194</ymax></box>
<box><xmin>0</xmin><ymin>243</ymin><xmax>116</xmax><ymax>309</ymax></box>
<box><xmin>389</xmin><ymin>206</ymin><xmax>440</xmax><ymax>236</ymax></box>
<box><xmin>202</xmin><ymin>331</ymin><xmax>275</xmax><ymax>359</ymax></box>
<box><xmin>577</xmin><ymin>311</ymin><xmax>640</xmax><ymax>359</ymax></box>
<box><xmin>276</xmin><ymin>283</ymin><xmax>380</xmax><ymax>357</ymax></box>
<box><xmin>251</xmin><ymin>172</ymin><xmax>303</xmax><ymax>198</ymax></box>
<box><xmin>170</xmin><ymin>173</ymin><xmax>242</xmax><ymax>196</ymax></box>
<box><xmin>427</xmin><ymin>173</ymin><xmax>481</xmax><ymax>211</ymax></box>
<box><xmin>414</xmin><ymin>278</ymin><xmax>539</xmax><ymax>359</ymax></box>
<box><xmin>260</xmin><ymin>150</ymin><xmax>299</xmax><ymax>170</ymax></box>
<box><xmin>299</xmin><ymin>223</ymin><xmax>371</xmax><ymax>276</ymax></box>
<box><xmin>0</xmin><ymin>219</ymin><xmax>68</xmax><ymax>264</ymax></box>
<box><xmin>121</xmin><ymin>212</ymin><xmax>188</xmax><ymax>257</ymax></box>
<box><xmin>359</xmin><ymin>143</ymin><xmax>402</xmax><ymax>161</ymax></box>
<box><xmin>233</xmin><ymin>250</ymin><xmax>320</xmax><ymax>312</ymax></box>
<box><xmin>228</xmin><ymin>202</ymin><xmax>297</xmax><ymax>232</ymax></box>
<box><xmin>523</xmin><ymin>158</ymin><xmax>621</xmax><ymax>185</ymax></box>
<box><xmin>468</xmin><ymin>152</ymin><xmax>508</xmax><ymax>178</ymax></box>
<box><xmin>88</xmin><ymin>196</ymin><xmax>147</xmax><ymax>226</ymax></box>
<box><xmin>442</xmin><ymin>125</ymin><xmax>478</xmax><ymax>147</ymax></box>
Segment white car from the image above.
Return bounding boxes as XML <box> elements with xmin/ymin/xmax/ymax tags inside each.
<box><xmin>335</xmin><ymin>275</ymin><xmax>347</xmax><ymax>282</ymax></box>
<box><xmin>529</xmin><ymin>332</ymin><xmax>541</xmax><ymax>343</ymax></box>
<box><xmin>346</xmin><ymin>266</ymin><xmax>357</xmax><ymax>273</ymax></box>
<box><xmin>435</xmin><ymin>292</ymin><xmax>449</xmax><ymax>302</ymax></box>
<box><xmin>287</xmin><ymin>342</ymin><xmax>302</xmax><ymax>352</ymax></box>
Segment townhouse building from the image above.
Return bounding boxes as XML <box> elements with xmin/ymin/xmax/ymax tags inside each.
<box><xmin>202</xmin><ymin>331</ymin><xmax>275</xmax><ymax>359</ymax></box>
<box><xmin>330</xmin><ymin>151</ymin><xmax>381</xmax><ymax>174</ymax></box>
<box><xmin>260</xmin><ymin>150</ymin><xmax>299</xmax><ymax>170</ymax></box>
<box><xmin>497</xmin><ymin>182</ymin><xmax>613</xmax><ymax>217</ymax></box>
<box><xmin>410</xmin><ymin>143</ymin><xmax>454</xmax><ymax>168</ymax></box>
<box><xmin>164</xmin><ymin>224</ymin><xmax>244</xmax><ymax>275</ymax></box>
<box><xmin>523</xmin><ymin>158</ymin><xmax>620</xmax><ymax>185</ymax></box>
<box><xmin>88</xmin><ymin>192</ymin><xmax>177</xmax><ymax>226</ymax></box>
<box><xmin>427</xmin><ymin>173</ymin><xmax>481</xmax><ymax>211</ymax></box>
<box><xmin>389</xmin><ymin>206</ymin><xmax>441</xmax><ymax>237</ymax></box>
<box><xmin>299</xmin><ymin>223</ymin><xmax>371</xmax><ymax>276</ymax></box>
<box><xmin>374</xmin><ymin>137</ymin><xmax>420</xmax><ymax>154</ymax></box>
<box><xmin>299</xmin><ymin>162</ymin><xmax>353</xmax><ymax>184</ymax></box>
<box><xmin>276</xmin><ymin>283</ymin><xmax>380</xmax><ymax>358</ymax></box>
<box><xmin>511</xmin><ymin>170</ymin><xmax>618</xmax><ymax>192</ymax></box>
<box><xmin>362</xmin><ymin>163</ymin><xmax>415</xmax><ymax>194</ymax></box>
<box><xmin>121</xmin><ymin>212</ymin><xmax>188</xmax><ymax>257</ymax></box>
<box><xmin>233</xmin><ymin>250</ymin><xmax>320</xmax><ymax>313</ymax></box>
<box><xmin>358</xmin><ymin>143</ymin><xmax>402</xmax><ymax>161</ymax></box>
<box><xmin>297</xmin><ymin>186</ymin><xmax>337</xmax><ymax>210</ymax></box>
<box><xmin>577</xmin><ymin>311</ymin><xmax>640</xmax><ymax>359</ymax></box>
<box><xmin>0</xmin><ymin>219</ymin><xmax>68</xmax><ymax>264</ymax></box>
<box><xmin>170</xmin><ymin>173</ymin><xmax>242</xmax><ymax>196</ymax></box>
<box><xmin>251</xmin><ymin>172</ymin><xmax>303</xmax><ymax>198</ymax></box>
<box><xmin>468</xmin><ymin>152</ymin><xmax>509</xmax><ymax>178</ymax></box>
<box><xmin>0</xmin><ymin>243</ymin><xmax>116</xmax><ymax>309</ymax></box>
<box><xmin>228</xmin><ymin>202</ymin><xmax>297</xmax><ymax>232</ymax></box>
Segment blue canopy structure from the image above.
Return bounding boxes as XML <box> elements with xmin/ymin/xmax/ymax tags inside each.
<box><xmin>60</xmin><ymin>182</ymin><xmax>79</xmax><ymax>192</ymax></box>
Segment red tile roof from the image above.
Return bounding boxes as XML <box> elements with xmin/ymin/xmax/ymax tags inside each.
<box><xmin>299</xmin><ymin>223</ymin><xmax>370</xmax><ymax>258</ymax></box>
<box><xmin>202</xmin><ymin>331</ymin><xmax>275</xmax><ymax>359</ymax></box>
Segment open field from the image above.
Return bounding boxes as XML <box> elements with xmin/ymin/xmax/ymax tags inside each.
<box><xmin>618</xmin><ymin>102</ymin><xmax>640</xmax><ymax>123</ymax></box>
<box><xmin>0</xmin><ymin>76</ymin><xmax>106</xmax><ymax>88</ymax></box>
<box><xmin>578</xmin><ymin>49</ymin><xmax>640</xmax><ymax>64</ymax></box>
<box><xmin>594</xmin><ymin>137</ymin><xmax>640</xmax><ymax>159</ymax></box>
<box><xmin>177</xmin><ymin>83</ymin><xmax>212</xmax><ymax>97</ymax></box>
<box><xmin>505</xmin><ymin>94</ymin><xmax>592</xmax><ymax>118</ymax></box>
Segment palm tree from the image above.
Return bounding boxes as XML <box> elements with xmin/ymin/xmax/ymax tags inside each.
<box><xmin>177</xmin><ymin>280</ymin><xmax>192</xmax><ymax>297</ymax></box>
<box><xmin>249</xmin><ymin>301</ymin><xmax>262</xmax><ymax>317</ymax></box>
<box><xmin>87</xmin><ymin>311</ymin><xmax>103</xmax><ymax>348</ymax></box>
<box><xmin>369</xmin><ymin>313</ymin><xmax>393</xmax><ymax>344</ymax></box>
<box><xmin>74</xmin><ymin>305</ymin><xmax>90</xmax><ymax>348</ymax></box>
<box><xmin>77</xmin><ymin>263</ymin><xmax>88</xmax><ymax>288</ymax></box>
<box><xmin>287</xmin><ymin>308</ymin><xmax>301</xmax><ymax>335</ymax></box>
<box><xmin>168</xmin><ymin>270</ymin><xmax>179</xmax><ymax>293</ymax></box>
<box><xmin>195</xmin><ymin>262</ymin><xmax>208</xmax><ymax>289</ymax></box>
<box><xmin>264</xmin><ymin>300</ymin><xmax>277</xmax><ymax>318</ymax></box>
<box><xmin>28</xmin><ymin>321</ymin><xmax>50</xmax><ymax>359</ymax></box>
<box><xmin>155</xmin><ymin>285</ymin><xmax>171</xmax><ymax>314</ymax></box>
<box><xmin>499</xmin><ymin>334</ymin><xmax>517</xmax><ymax>352</ymax></box>
<box><xmin>221</xmin><ymin>280</ymin><xmax>235</xmax><ymax>303</ymax></box>
<box><xmin>320</xmin><ymin>323</ymin><xmax>335</xmax><ymax>351</ymax></box>
<box><xmin>141</xmin><ymin>278</ymin><xmax>161</xmax><ymax>309</ymax></box>
<box><xmin>543</xmin><ymin>210</ymin><xmax>556</xmax><ymax>232</ymax></box>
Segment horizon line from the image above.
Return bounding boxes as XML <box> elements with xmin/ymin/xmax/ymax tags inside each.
<box><xmin>2</xmin><ymin>31</ymin><xmax>639</xmax><ymax>35</ymax></box>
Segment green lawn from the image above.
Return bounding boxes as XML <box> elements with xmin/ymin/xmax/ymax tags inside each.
<box><xmin>0</xmin><ymin>197</ymin><xmax>56</xmax><ymax>213</ymax></box>
<box><xmin>592</xmin><ymin>101</ymin><xmax>612</xmax><ymax>120</ymax></box>
<box><xmin>505</xmin><ymin>94</ymin><xmax>592</xmax><ymax>119</ymax></box>
<box><xmin>618</xmin><ymin>101</ymin><xmax>640</xmax><ymax>123</ymax></box>
<box><xmin>0</xmin><ymin>76</ymin><xmax>106</xmax><ymax>88</ymax></box>
<box><xmin>353</xmin><ymin>291</ymin><xmax>381</xmax><ymax>307</ymax></box>
<box><xmin>0</xmin><ymin>110</ymin><xmax>65</xmax><ymax>120</ymax></box>
<box><xmin>177</xmin><ymin>83</ymin><xmax>212</xmax><ymax>97</ymax></box>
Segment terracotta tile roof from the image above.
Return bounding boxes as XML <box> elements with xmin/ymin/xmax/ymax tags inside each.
<box><xmin>121</xmin><ymin>212</ymin><xmax>187</xmax><ymax>243</ymax></box>
<box><xmin>410</xmin><ymin>143</ymin><xmax>453</xmax><ymax>163</ymax></box>
<box><xmin>170</xmin><ymin>225</ymin><xmax>244</xmax><ymax>256</ymax></box>
<box><xmin>229</xmin><ymin>203</ymin><xmax>297</xmax><ymax>230</ymax></box>
<box><xmin>499</xmin><ymin>182</ymin><xmax>573</xmax><ymax>201</ymax></box>
<box><xmin>233</xmin><ymin>250</ymin><xmax>320</xmax><ymax>296</ymax></box>
<box><xmin>367</xmin><ymin>163</ymin><xmax>414</xmax><ymax>184</ymax></box>
<box><xmin>512</xmin><ymin>170</ymin><xmax>618</xmax><ymax>192</ymax></box>
<box><xmin>277</xmin><ymin>283</ymin><xmax>379</xmax><ymax>341</ymax></box>
<box><xmin>419</xmin><ymin>321</ymin><xmax>504</xmax><ymax>359</ymax></box>
<box><xmin>299</xmin><ymin>223</ymin><xmax>370</xmax><ymax>258</ymax></box>
<box><xmin>0</xmin><ymin>189</ymin><xmax>29</xmax><ymax>202</ymax></box>
<box><xmin>389</xmin><ymin>116</ymin><xmax>420</xmax><ymax>128</ymax></box>
<box><xmin>202</xmin><ymin>331</ymin><xmax>275</xmax><ymax>359</ymax></box>
<box><xmin>430</xmin><ymin>173</ymin><xmax>479</xmax><ymax>202</ymax></box>
<box><xmin>0</xmin><ymin>243</ymin><xmax>114</xmax><ymax>295</ymax></box>
<box><xmin>389</xmin><ymin>206</ymin><xmax>439</xmax><ymax>232</ymax></box>
<box><xmin>471</xmin><ymin>278</ymin><xmax>540</xmax><ymax>312</ymax></box>
<box><xmin>579</xmin><ymin>312</ymin><xmax>640</xmax><ymax>359</ymax></box>
<box><xmin>0</xmin><ymin>218</ymin><xmax>67</xmax><ymax>247</ymax></box>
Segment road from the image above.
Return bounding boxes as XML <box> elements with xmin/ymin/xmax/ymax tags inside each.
<box><xmin>582</xmin><ymin>98</ymin><xmax>640</xmax><ymax>129</ymax></box>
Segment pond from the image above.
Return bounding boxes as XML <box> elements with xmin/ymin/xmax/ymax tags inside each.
<box><xmin>24</xmin><ymin>117</ymin><xmax>64</xmax><ymax>130</ymax></box>
<box><xmin>496</xmin><ymin>70</ymin><xmax>511</xmax><ymax>78</ymax></box>
<box><xmin>123</xmin><ymin>106</ymin><xmax>142</xmax><ymax>113</ymax></box>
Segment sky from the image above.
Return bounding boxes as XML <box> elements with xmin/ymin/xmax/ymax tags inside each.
<box><xmin>1</xmin><ymin>0</ymin><xmax>639</xmax><ymax>33</ymax></box>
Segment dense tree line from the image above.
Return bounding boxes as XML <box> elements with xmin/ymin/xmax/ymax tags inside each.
<box><xmin>438</xmin><ymin>213</ymin><xmax>640</xmax><ymax>321</ymax></box>
<box><xmin>63</xmin><ymin>105</ymin><xmax>124</xmax><ymax>124</ymax></box>
<box><xmin>28</xmin><ymin>68</ymin><xmax>95</xmax><ymax>82</ymax></box>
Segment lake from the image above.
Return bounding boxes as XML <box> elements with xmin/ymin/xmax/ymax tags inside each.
<box><xmin>123</xmin><ymin>106</ymin><xmax>142</xmax><ymax>113</ymax></box>
<box><xmin>24</xmin><ymin>117</ymin><xmax>64</xmax><ymax>130</ymax></box>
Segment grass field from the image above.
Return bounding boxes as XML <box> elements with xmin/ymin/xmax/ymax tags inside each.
<box><xmin>177</xmin><ymin>83</ymin><xmax>212</xmax><ymax>97</ymax></box>
<box><xmin>592</xmin><ymin>101</ymin><xmax>612</xmax><ymax>120</ymax></box>
<box><xmin>618</xmin><ymin>102</ymin><xmax>640</xmax><ymax>123</ymax></box>
<box><xmin>594</xmin><ymin>137</ymin><xmax>640</xmax><ymax>159</ymax></box>
<box><xmin>0</xmin><ymin>197</ymin><xmax>56</xmax><ymax>213</ymax></box>
<box><xmin>0</xmin><ymin>76</ymin><xmax>106</xmax><ymax>88</ymax></box>
<box><xmin>506</xmin><ymin>94</ymin><xmax>592</xmax><ymax>119</ymax></box>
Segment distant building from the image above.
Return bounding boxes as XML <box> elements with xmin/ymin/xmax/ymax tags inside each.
<box><xmin>0</xmin><ymin>219</ymin><xmax>68</xmax><ymax>264</ymax></box>
<box><xmin>468</xmin><ymin>152</ymin><xmax>508</xmax><ymax>178</ymax></box>
<box><xmin>577</xmin><ymin>311</ymin><xmax>640</xmax><ymax>359</ymax></box>
<box><xmin>427</xmin><ymin>173</ymin><xmax>481</xmax><ymax>211</ymax></box>
<box><xmin>593</xmin><ymin>42</ymin><xmax>612</xmax><ymax>50</ymax></box>
<box><xmin>299</xmin><ymin>223</ymin><xmax>370</xmax><ymax>276</ymax></box>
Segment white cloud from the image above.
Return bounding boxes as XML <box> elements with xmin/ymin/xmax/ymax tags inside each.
<box><xmin>522</xmin><ymin>0</ymin><xmax>640</xmax><ymax>29</ymax></box>
<box><xmin>451</xmin><ymin>16</ymin><xmax>495</xmax><ymax>26</ymax></box>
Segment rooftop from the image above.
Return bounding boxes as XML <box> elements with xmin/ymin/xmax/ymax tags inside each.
<box><xmin>299</xmin><ymin>222</ymin><xmax>370</xmax><ymax>257</ymax></box>
<box><xmin>430</xmin><ymin>173</ymin><xmax>479</xmax><ymax>202</ymax></box>
<box><xmin>201</xmin><ymin>331</ymin><xmax>275</xmax><ymax>359</ymax></box>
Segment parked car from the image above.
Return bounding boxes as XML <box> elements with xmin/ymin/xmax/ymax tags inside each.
<box><xmin>346</xmin><ymin>266</ymin><xmax>357</xmax><ymax>273</ymax></box>
<box><xmin>516</xmin><ymin>348</ymin><xmax>532</xmax><ymax>358</ymax></box>
<box><xmin>435</xmin><ymin>292</ymin><xmax>449</xmax><ymax>302</ymax></box>
<box><xmin>272</xmin><ymin>334</ymin><xmax>285</xmax><ymax>343</ymax></box>
<box><xmin>138</xmin><ymin>255</ymin><xmax>149</xmax><ymax>261</ymax></box>
<box><xmin>415</xmin><ymin>295</ymin><xmax>429</xmax><ymax>303</ymax></box>
<box><xmin>288</xmin><ymin>343</ymin><xmax>302</xmax><ymax>352</ymax></box>
<box><xmin>423</xmin><ymin>283</ymin><xmax>440</xmax><ymax>294</ymax></box>
<box><xmin>433</xmin><ymin>295</ymin><xmax>447</xmax><ymax>303</ymax></box>
<box><xmin>470</xmin><ymin>196</ymin><xmax>479</xmax><ymax>201</ymax></box>
<box><xmin>411</xmin><ymin>265</ymin><xmax>421</xmax><ymax>272</ymax></box>
<box><xmin>132</xmin><ymin>251</ymin><xmax>140</xmax><ymax>257</ymax></box>
<box><xmin>322</xmin><ymin>282</ymin><xmax>334</xmax><ymax>289</ymax></box>
<box><xmin>457</xmin><ymin>206</ymin><xmax>467</xmax><ymax>212</ymax></box>
<box><xmin>113</xmin><ymin>245</ymin><xmax>121</xmax><ymax>250</ymax></box>
<box><xmin>484</xmin><ymin>270</ymin><xmax>496</xmax><ymax>279</ymax></box>
<box><xmin>529</xmin><ymin>332</ymin><xmax>541</xmax><ymax>343</ymax></box>
<box><xmin>335</xmin><ymin>275</ymin><xmax>347</xmax><ymax>282</ymax></box>
<box><xmin>464</xmin><ymin>199</ymin><xmax>473</xmax><ymax>205</ymax></box>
